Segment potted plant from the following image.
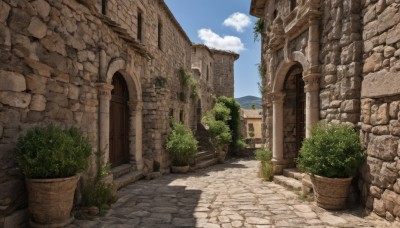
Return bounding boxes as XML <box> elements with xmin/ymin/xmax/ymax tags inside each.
<box><xmin>207</xmin><ymin>119</ymin><xmax>232</xmax><ymax>163</ymax></box>
<box><xmin>166</xmin><ymin>122</ymin><xmax>198</xmax><ymax>173</ymax></box>
<box><xmin>15</xmin><ymin>125</ymin><xmax>92</xmax><ymax>226</ymax></box>
<box><xmin>296</xmin><ymin>122</ymin><xmax>364</xmax><ymax>210</ymax></box>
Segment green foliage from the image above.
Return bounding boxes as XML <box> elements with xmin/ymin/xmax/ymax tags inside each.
<box><xmin>179</xmin><ymin>67</ymin><xmax>199</xmax><ymax>99</ymax></box>
<box><xmin>213</xmin><ymin>103</ymin><xmax>231</xmax><ymax>122</ymax></box>
<box><xmin>216</xmin><ymin>96</ymin><xmax>242</xmax><ymax>153</ymax></box>
<box><xmin>207</xmin><ymin>119</ymin><xmax>232</xmax><ymax>146</ymax></box>
<box><xmin>296</xmin><ymin>122</ymin><xmax>364</xmax><ymax>178</ymax></box>
<box><xmin>257</xmin><ymin>63</ymin><xmax>266</xmax><ymax>96</ymax></box>
<box><xmin>81</xmin><ymin>182</ymin><xmax>116</xmax><ymax>209</ymax></box>
<box><xmin>255</xmin><ymin>148</ymin><xmax>273</xmax><ymax>181</ymax></box>
<box><xmin>15</xmin><ymin>125</ymin><xmax>92</xmax><ymax>179</ymax></box>
<box><xmin>155</xmin><ymin>76</ymin><xmax>168</xmax><ymax>88</ymax></box>
<box><xmin>166</xmin><ymin>122</ymin><xmax>198</xmax><ymax>166</ymax></box>
<box><xmin>235</xmin><ymin>139</ymin><xmax>247</xmax><ymax>151</ymax></box>
<box><xmin>253</xmin><ymin>18</ymin><xmax>264</xmax><ymax>42</ymax></box>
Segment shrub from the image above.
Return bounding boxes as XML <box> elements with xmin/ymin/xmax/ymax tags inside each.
<box><xmin>81</xmin><ymin>182</ymin><xmax>116</xmax><ymax>210</ymax></box>
<box><xmin>253</xmin><ymin>18</ymin><xmax>264</xmax><ymax>41</ymax></box>
<box><xmin>15</xmin><ymin>125</ymin><xmax>92</xmax><ymax>179</ymax></box>
<box><xmin>296</xmin><ymin>122</ymin><xmax>364</xmax><ymax>178</ymax></box>
<box><xmin>166</xmin><ymin>122</ymin><xmax>198</xmax><ymax>166</ymax></box>
<box><xmin>255</xmin><ymin>148</ymin><xmax>273</xmax><ymax>181</ymax></box>
<box><xmin>208</xmin><ymin>120</ymin><xmax>232</xmax><ymax>146</ymax></box>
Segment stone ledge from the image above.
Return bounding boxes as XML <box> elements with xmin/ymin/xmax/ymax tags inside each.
<box><xmin>362</xmin><ymin>70</ymin><xmax>400</xmax><ymax>98</ymax></box>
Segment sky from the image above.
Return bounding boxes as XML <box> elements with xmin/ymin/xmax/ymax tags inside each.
<box><xmin>164</xmin><ymin>0</ymin><xmax>261</xmax><ymax>98</ymax></box>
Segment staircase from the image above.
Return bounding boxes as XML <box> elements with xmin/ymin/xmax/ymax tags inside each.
<box><xmin>111</xmin><ymin>164</ymin><xmax>143</xmax><ymax>190</ymax></box>
<box><xmin>273</xmin><ymin>168</ymin><xmax>313</xmax><ymax>193</ymax></box>
<box><xmin>193</xmin><ymin>123</ymin><xmax>218</xmax><ymax>170</ymax></box>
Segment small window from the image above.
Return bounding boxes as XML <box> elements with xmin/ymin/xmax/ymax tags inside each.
<box><xmin>157</xmin><ymin>19</ymin><xmax>162</xmax><ymax>50</ymax></box>
<box><xmin>248</xmin><ymin>123</ymin><xmax>254</xmax><ymax>132</ymax></box>
<box><xmin>273</xmin><ymin>10</ymin><xmax>278</xmax><ymax>19</ymax></box>
<box><xmin>180</xmin><ymin>111</ymin><xmax>184</xmax><ymax>123</ymax></box>
<box><xmin>102</xmin><ymin>0</ymin><xmax>107</xmax><ymax>15</ymax></box>
<box><xmin>169</xmin><ymin>108</ymin><xmax>174</xmax><ymax>118</ymax></box>
<box><xmin>137</xmin><ymin>11</ymin><xmax>143</xmax><ymax>42</ymax></box>
<box><xmin>206</xmin><ymin>65</ymin><xmax>209</xmax><ymax>81</ymax></box>
<box><xmin>290</xmin><ymin>0</ymin><xmax>297</xmax><ymax>11</ymax></box>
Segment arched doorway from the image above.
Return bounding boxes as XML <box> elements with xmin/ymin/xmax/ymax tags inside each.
<box><xmin>283</xmin><ymin>64</ymin><xmax>305</xmax><ymax>167</ymax></box>
<box><xmin>109</xmin><ymin>72</ymin><xmax>130</xmax><ymax>168</ymax></box>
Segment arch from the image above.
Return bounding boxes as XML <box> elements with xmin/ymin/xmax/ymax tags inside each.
<box><xmin>272</xmin><ymin>51</ymin><xmax>310</xmax><ymax>93</ymax></box>
<box><xmin>106</xmin><ymin>58</ymin><xmax>142</xmax><ymax>103</ymax></box>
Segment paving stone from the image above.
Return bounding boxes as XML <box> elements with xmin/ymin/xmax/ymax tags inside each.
<box><xmin>71</xmin><ymin>159</ymin><xmax>391</xmax><ymax>227</ymax></box>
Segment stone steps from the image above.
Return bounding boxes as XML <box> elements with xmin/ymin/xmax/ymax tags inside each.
<box><xmin>111</xmin><ymin>164</ymin><xmax>143</xmax><ymax>190</ymax></box>
<box><xmin>196</xmin><ymin>151</ymin><xmax>216</xmax><ymax>163</ymax></box>
<box><xmin>273</xmin><ymin>175</ymin><xmax>303</xmax><ymax>191</ymax></box>
<box><xmin>274</xmin><ymin>168</ymin><xmax>313</xmax><ymax>193</ymax></box>
<box><xmin>114</xmin><ymin>171</ymin><xmax>143</xmax><ymax>190</ymax></box>
<box><xmin>195</xmin><ymin>158</ymin><xmax>218</xmax><ymax>170</ymax></box>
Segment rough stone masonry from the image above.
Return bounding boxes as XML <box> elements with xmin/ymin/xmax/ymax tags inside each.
<box><xmin>0</xmin><ymin>0</ymin><xmax>238</xmax><ymax>226</ymax></box>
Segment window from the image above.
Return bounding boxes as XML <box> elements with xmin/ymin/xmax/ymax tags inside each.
<box><xmin>157</xmin><ymin>19</ymin><xmax>162</xmax><ymax>50</ymax></box>
<box><xmin>180</xmin><ymin>111</ymin><xmax>184</xmax><ymax>123</ymax></box>
<box><xmin>137</xmin><ymin>11</ymin><xmax>143</xmax><ymax>42</ymax></box>
<box><xmin>273</xmin><ymin>10</ymin><xmax>278</xmax><ymax>19</ymax></box>
<box><xmin>169</xmin><ymin>108</ymin><xmax>174</xmax><ymax>119</ymax></box>
<box><xmin>102</xmin><ymin>0</ymin><xmax>107</xmax><ymax>15</ymax></box>
<box><xmin>290</xmin><ymin>0</ymin><xmax>297</xmax><ymax>11</ymax></box>
<box><xmin>206</xmin><ymin>65</ymin><xmax>209</xmax><ymax>81</ymax></box>
<box><xmin>248</xmin><ymin>123</ymin><xmax>255</xmax><ymax>132</ymax></box>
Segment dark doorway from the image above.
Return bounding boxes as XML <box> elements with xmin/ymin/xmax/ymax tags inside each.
<box><xmin>109</xmin><ymin>72</ymin><xmax>130</xmax><ymax>168</ymax></box>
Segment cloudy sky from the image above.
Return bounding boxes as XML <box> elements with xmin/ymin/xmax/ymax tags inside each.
<box><xmin>165</xmin><ymin>0</ymin><xmax>261</xmax><ymax>98</ymax></box>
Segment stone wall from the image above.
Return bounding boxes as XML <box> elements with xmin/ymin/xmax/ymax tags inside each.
<box><xmin>359</xmin><ymin>0</ymin><xmax>400</xmax><ymax>221</ymax></box>
<box><xmin>211</xmin><ymin>50</ymin><xmax>238</xmax><ymax>98</ymax></box>
<box><xmin>0</xmin><ymin>0</ymin><xmax>196</xmax><ymax>226</ymax></box>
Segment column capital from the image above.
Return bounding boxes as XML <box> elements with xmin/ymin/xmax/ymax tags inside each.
<box><xmin>270</xmin><ymin>92</ymin><xmax>286</xmax><ymax>104</ymax></box>
<box><xmin>96</xmin><ymin>82</ymin><xmax>113</xmax><ymax>100</ymax></box>
<box><xmin>128</xmin><ymin>101</ymin><xmax>143</xmax><ymax>111</ymax></box>
<box><xmin>303</xmin><ymin>73</ymin><xmax>320</xmax><ymax>93</ymax></box>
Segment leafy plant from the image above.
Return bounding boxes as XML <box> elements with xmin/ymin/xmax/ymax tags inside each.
<box><xmin>179</xmin><ymin>67</ymin><xmax>199</xmax><ymax>99</ymax></box>
<box><xmin>255</xmin><ymin>148</ymin><xmax>273</xmax><ymax>181</ymax></box>
<box><xmin>253</xmin><ymin>18</ymin><xmax>264</xmax><ymax>42</ymax></box>
<box><xmin>81</xmin><ymin>182</ymin><xmax>116</xmax><ymax>210</ymax></box>
<box><xmin>207</xmin><ymin>119</ymin><xmax>232</xmax><ymax>146</ymax></box>
<box><xmin>15</xmin><ymin>125</ymin><xmax>92</xmax><ymax>179</ymax></box>
<box><xmin>296</xmin><ymin>122</ymin><xmax>364</xmax><ymax>178</ymax></box>
<box><xmin>257</xmin><ymin>63</ymin><xmax>266</xmax><ymax>96</ymax></box>
<box><xmin>166</xmin><ymin>122</ymin><xmax>198</xmax><ymax>166</ymax></box>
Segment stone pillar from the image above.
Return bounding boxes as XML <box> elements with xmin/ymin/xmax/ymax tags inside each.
<box><xmin>308</xmin><ymin>17</ymin><xmax>320</xmax><ymax>73</ymax></box>
<box><xmin>134</xmin><ymin>101</ymin><xmax>144</xmax><ymax>171</ymax></box>
<box><xmin>304</xmin><ymin>73</ymin><xmax>320</xmax><ymax>137</ymax></box>
<box><xmin>97</xmin><ymin>83</ymin><xmax>113</xmax><ymax>165</ymax></box>
<box><xmin>271</xmin><ymin>92</ymin><xmax>287</xmax><ymax>174</ymax></box>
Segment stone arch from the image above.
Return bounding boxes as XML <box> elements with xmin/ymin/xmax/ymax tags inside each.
<box><xmin>98</xmin><ymin>58</ymin><xmax>144</xmax><ymax>172</ymax></box>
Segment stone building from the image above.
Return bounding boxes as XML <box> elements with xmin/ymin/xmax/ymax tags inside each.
<box><xmin>0</xmin><ymin>0</ymin><xmax>237</xmax><ymax>225</ymax></box>
<box><xmin>250</xmin><ymin>0</ymin><xmax>400</xmax><ymax>220</ymax></box>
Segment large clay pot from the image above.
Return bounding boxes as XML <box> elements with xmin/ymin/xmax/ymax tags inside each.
<box><xmin>171</xmin><ymin>165</ymin><xmax>190</xmax><ymax>173</ymax></box>
<box><xmin>311</xmin><ymin>175</ymin><xmax>353</xmax><ymax>210</ymax></box>
<box><xmin>27</xmin><ymin>175</ymin><xmax>80</xmax><ymax>227</ymax></box>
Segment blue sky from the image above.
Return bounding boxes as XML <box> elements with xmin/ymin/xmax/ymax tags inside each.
<box><xmin>164</xmin><ymin>0</ymin><xmax>261</xmax><ymax>98</ymax></box>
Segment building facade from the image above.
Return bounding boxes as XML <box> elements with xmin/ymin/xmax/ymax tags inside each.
<box><xmin>251</xmin><ymin>0</ymin><xmax>400</xmax><ymax>220</ymax></box>
<box><xmin>0</xmin><ymin>0</ymin><xmax>237</xmax><ymax>225</ymax></box>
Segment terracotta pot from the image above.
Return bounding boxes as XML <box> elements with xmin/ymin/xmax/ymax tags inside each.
<box><xmin>311</xmin><ymin>174</ymin><xmax>353</xmax><ymax>210</ymax></box>
<box><xmin>171</xmin><ymin>165</ymin><xmax>190</xmax><ymax>173</ymax></box>
<box><xmin>27</xmin><ymin>175</ymin><xmax>80</xmax><ymax>227</ymax></box>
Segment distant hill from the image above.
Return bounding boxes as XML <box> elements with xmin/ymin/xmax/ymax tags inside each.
<box><xmin>236</xmin><ymin>96</ymin><xmax>262</xmax><ymax>109</ymax></box>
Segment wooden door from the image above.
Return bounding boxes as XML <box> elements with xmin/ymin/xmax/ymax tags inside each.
<box><xmin>109</xmin><ymin>72</ymin><xmax>130</xmax><ymax>168</ymax></box>
<box><xmin>295</xmin><ymin>74</ymin><xmax>305</xmax><ymax>155</ymax></box>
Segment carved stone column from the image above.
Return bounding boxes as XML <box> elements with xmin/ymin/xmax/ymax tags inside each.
<box><xmin>304</xmin><ymin>73</ymin><xmax>320</xmax><ymax>137</ymax></box>
<box><xmin>271</xmin><ymin>92</ymin><xmax>287</xmax><ymax>174</ymax></box>
<box><xmin>131</xmin><ymin>101</ymin><xmax>144</xmax><ymax>171</ymax></box>
<box><xmin>97</xmin><ymin>83</ymin><xmax>113</xmax><ymax>165</ymax></box>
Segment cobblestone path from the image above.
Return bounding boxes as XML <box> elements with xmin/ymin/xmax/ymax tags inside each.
<box><xmin>72</xmin><ymin>159</ymin><xmax>396</xmax><ymax>227</ymax></box>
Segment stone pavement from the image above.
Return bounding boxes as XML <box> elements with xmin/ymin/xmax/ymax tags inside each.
<box><xmin>71</xmin><ymin>159</ymin><xmax>397</xmax><ymax>227</ymax></box>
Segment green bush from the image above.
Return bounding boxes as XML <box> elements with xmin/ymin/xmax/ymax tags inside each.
<box><xmin>208</xmin><ymin>120</ymin><xmax>232</xmax><ymax>146</ymax></box>
<box><xmin>166</xmin><ymin>122</ymin><xmax>198</xmax><ymax>166</ymax></box>
<box><xmin>255</xmin><ymin>148</ymin><xmax>273</xmax><ymax>181</ymax></box>
<box><xmin>296</xmin><ymin>122</ymin><xmax>364</xmax><ymax>178</ymax></box>
<box><xmin>81</xmin><ymin>182</ymin><xmax>116</xmax><ymax>210</ymax></box>
<box><xmin>213</xmin><ymin>103</ymin><xmax>231</xmax><ymax>122</ymax></box>
<box><xmin>15</xmin><ymin>125</ymin><xmax>92</xmax><ymax>179</ymax></box>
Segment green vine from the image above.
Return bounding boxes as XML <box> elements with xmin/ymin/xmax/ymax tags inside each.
<box><xmin>179</xmin><ymin>67</ymin><xmax>199</xmax><ymax>99</ymax></box>
<box><xmin>257</xmin><ymin>63</ymin><xmax>266</xmax><ymax>96</ymax></box>
<box><xmin>253</xmin><ymin>18</ymin><xmax>264</xmax><ymax>42</ymax></box>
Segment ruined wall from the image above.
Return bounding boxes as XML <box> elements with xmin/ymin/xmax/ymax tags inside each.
<box><xmin>211</xmin><ymin>51</ymin><xmax>238</xmax><ymax>98</ymax></box>
<box><xmin>359</xmin><ymin>0</ymin><xmax>400</xmax><ymax>221</ymax></box>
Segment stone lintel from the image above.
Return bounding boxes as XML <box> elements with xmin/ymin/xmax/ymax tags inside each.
<box><xmin>361</xmin><ymin>71</ymin><xmax>400</xmax><ymax>98</ymax></box>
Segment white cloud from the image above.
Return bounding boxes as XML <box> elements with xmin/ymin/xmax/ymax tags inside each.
<box><xmin>198</xmin><ymin>29</ymin><xmax>245</xmax><ymax>53</ymax></box>
<box><xmin>223</xmin><ymin>12</ymin><xmax>252</xmax><ymax>32</ymax></box>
